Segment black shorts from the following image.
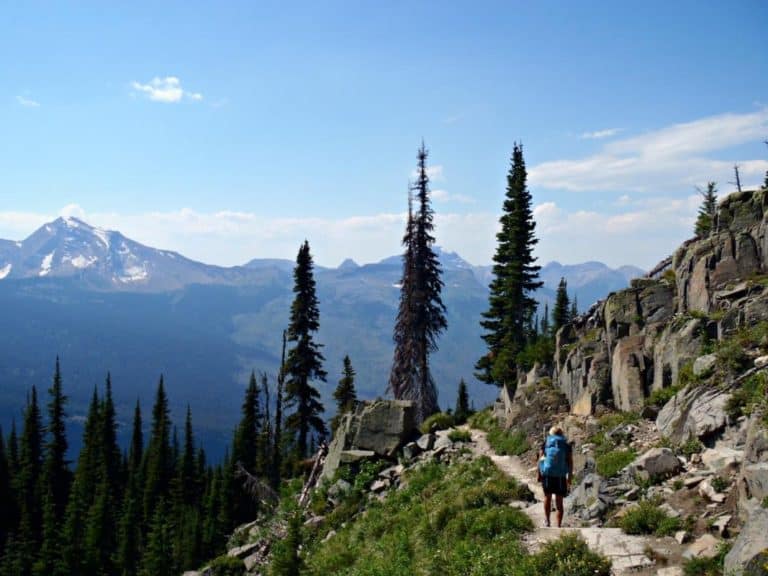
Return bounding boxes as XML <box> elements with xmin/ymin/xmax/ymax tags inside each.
<box><xmin>542</xmin><ymin>475</ymin><xmax>568</xmax><ymax>496</ymax></box>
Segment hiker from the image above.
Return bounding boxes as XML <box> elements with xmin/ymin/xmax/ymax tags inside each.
<box><xmin>537</xmin><ymin>425</ymin><xmax>573</xmax><ymax>528</ymax></box>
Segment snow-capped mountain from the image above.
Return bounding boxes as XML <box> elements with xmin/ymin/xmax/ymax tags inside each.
<box><xmin>0</xmin><ymin>217</ymin><xmax>258</xmax><ymax>290</ymax></box>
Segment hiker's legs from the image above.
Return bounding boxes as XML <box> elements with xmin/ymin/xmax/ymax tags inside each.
<box><xmin>555</xmin><ymin>494</ymin><xmax>564</xmax><ymax>527</ymax></box>
<box><xmin>543</xmin><ymin>492</ymin><xmax>552</xmax><ymax>527</ymax></box>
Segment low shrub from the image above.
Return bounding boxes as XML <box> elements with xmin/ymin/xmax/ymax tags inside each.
<box><xmin>726</xmin><ymin>372</ymin><xmax>768</xmax><ymax>420</ymax></box>
<box><xmin>208</xmin><ymin>555</ymin><xmax>246</xmax><ymax>576</ymax></box>
<box><xmin>525</xmin><ymin>532</ymin><xmax>612</xmax><ymax>576</ymax></box>
<box><xmin>682</xmin><ymin>541</ymin><xmax>731</xmax><ymax>576</ymax></box>
<box><xmin>596</xmin><ymin>449</ymin><xmax>636</xmax><ymax>478</ymax></box>
<box><xmin>711</xmin><ymin>476</ymin><xmax>730</xmax><ymax>492</ymax></box>
<box><xmin>679</xmin><ymin>436</ymin><xmax>704</xmax><ymax>457</ymax></box>
<box><xmin>619</xmin><ymin>500</ymin><xmax>681</xmax><ymax>536</ymax></box>
<box><xmin>487</xmin><ymin>427</ymin><xmax>530</xmax><ymax>456</ymax></box>
<box><xmin>467</xmin><ymin>408</ymin><xmax>497</xmax><ymax>432</ymax></box>
<box><xmin>448</xmin><ymin>428</ymin><xmax>471</xmax><ymax>443</ymax></box>
<box><xmin>645</xmin><ymin>385</ymin><xmax>681</xmax><ymax>408</ymax></box>
<box><xmin>420</xmin><ymin>411</ymin><xmax>455</xmax><ymax>434</ymax></box>
<box><xmin>716</xmin><ymin>338</ymin><xmax>749</xmax><ymax>373</ymax></box>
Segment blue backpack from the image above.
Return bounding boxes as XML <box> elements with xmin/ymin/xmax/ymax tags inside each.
<box><xmin>539</xmin><ymin>434</ymin><xmax>569</xmax><ymax>477</ymax></box>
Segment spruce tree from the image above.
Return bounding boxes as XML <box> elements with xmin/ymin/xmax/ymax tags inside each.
<box><xmin>454</xmin><ymin>379</ymin><xmax>470</xmax><ymax>424</ymax></box>
<box><xmin>233</xmin><ymin>372</ymin><xmax>260</xmax><ymax>473</ymax></box>
<box><xmin>139</xmin><ymin>501</ymin><xmax>173</xmax><ymax>576</ymax></box>
<box><xmin>389</xmin><ymin>190</ymin><xmax>418</xmax><ymax>401</ymax></box>
<box><xmin>232</xmin><ymin>375</ymin><xmax>261</xmax><ymax>523</ymax></box>
<box><xmin>540</xmin><ymin>303</ymin><xmax>550</xmax><ymax>336</ymax></box>
<box><xmin>0</xmin><ymin>428</ymin><xmax>10</xmax><ymax>554</ymax></box>
<box><xmin>143</xmin><ymin>376</ymin><xmax>173</xmax><ymax>524</ymax></box>
<box><xmin>269</xmin><ymin>512</ymin><xmax>303</xmax><ymax>576</ymax></box>
<box><xmin>179</xmin><ymin>406</ymin><xmax>197</xmax><ymax>505</ymax></box>
<box><xmin>61</xmin><ymin>387</ymin><xmax>101</xmax><ymax>575</ymax></box>
<box><xmin>389</xmin><ymin>143</ymin><xmax>447</xmax><ymax>423</ymax></box>
<box><xmin>694</xmin><ymin>181</ymin><xmax>718</xmax><ymax>237</ymax></box>
<box><xmin>42</xmin><ymin>357</ymin><xmax>70</xmax><ymax>523</ymax></box>
<box><xmin>334</xmin><ymin>355</ymin><xmax>357</xmax><ymax>414</ymax></box>
<box><xmin>116</xmin><ymin>401</ymin><xmax>144</xmax><ymax>576</ymax></box>
<box><xmin>570</xmin><ymin>295</ymin><xmax>578</xmax><ymax>321</ymax></box>
<box><xmin>552</xmin><ymin>277</ymin><xmax>570</xmax><ymax>335</ymax></box>
<box><xmin>272</xmin><ymin>333</ymin><xmax>286</xmax><ymax>489</ymax></box>
<box><xmin>476</xmin><ymin>143</ymin><xmax>543</xmax><ymax>390</ymax></box>
<box><xmin>283</xmin><ymin>241</ymin><xmax>327</xmax><ymax>458</ymax></box>
<box><xmin>17</xmin><ymin>386</ymin><xmax>44</xmax><ymax>573</ymax></box>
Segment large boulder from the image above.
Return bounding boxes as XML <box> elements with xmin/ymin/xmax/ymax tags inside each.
<box><xmin>565</xmin><ymin>473</ymin><xmax>610</xmax><ymax>521</ymax></box>
<box><xmin>322</xmin><ymin>400</ymin><xmax>416</xmax><ymax>480</ymax></box>
<box><xmin>627</xmin><ymin>447</ymin><xmax>682</xmax><ymax>481</ymax></box>
<box><xmin>725</xmin><ymin>508</ymin><xmax>768</xmax><ymax>576</ymax></box>
<box><xmin>656</xmin><ymin>385</ymin><xmax>731</xmax><ymax>443</ymax></box>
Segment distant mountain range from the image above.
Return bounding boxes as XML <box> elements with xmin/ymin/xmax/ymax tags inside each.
<box><xmin>0</xmin><ymin>218</ymin><xmax>644</xmax><ymax>459</ymax></box>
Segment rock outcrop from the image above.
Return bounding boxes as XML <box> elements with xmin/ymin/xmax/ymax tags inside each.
<box><xmin>322</xmin><ymin>399</ymin><xmax>417</xmax><ymax>480</ymax></box>
<box><xmin>554</xmin><ymin>188</ymin><xmax>768</xmax><ymax>417</ymax></box>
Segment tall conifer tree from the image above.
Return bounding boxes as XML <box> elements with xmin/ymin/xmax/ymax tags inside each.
<box><xmin>42</xmin><ymin>357</ymin><xmax>70</xmax><ymax>522</ymax></box>
<box><xmin>283</xmin><ymin>241</ymin><xmax>327</xmax><ymax>458</ymax></box>
<box><xmin>0</xmin><ymin>428</ymin><xmax>10</xmax><ymax>555</ymax></box>
<box><xmin>552</xmin><ymin>277</ymin><xmax>570</xmax><ymax>335</ymax></box>
<box><xmin>695</xmin><ymin>181</ymin><xmax>718</xmax><ymax>237</ymax></box>
<box><xmin>454</xmin><ymin>379</ymin><xmax>470</xmax><ymax>424</ymax></box>
<box><xmin>143</xmin><ymin>376</ymin><xmax>172</xmax><ymax>524</ymax></box>
<box><xmin>476</xmin><ymin>143</ymin><xmax>542</xmax><ymax>390</ymax></box>
<box><xmin>334</xmin><ymin>356</ymin><xmax>357</xmax><ymax>414</ymax></box>
<box><xmin>17</xmin><ymin>386</ymin><xmax>44</xmax><ymax>573</ymax></box>
<box><xmin>389</xmin><ymin>143</ymin><xmax>447</xmax><ymax>423</ymax></box>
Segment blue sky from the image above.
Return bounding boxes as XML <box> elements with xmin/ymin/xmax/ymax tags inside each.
<box><xmin>1</xmin><ymin>1</ymin><xmax>767</xmax><ymax>269</ymax></box>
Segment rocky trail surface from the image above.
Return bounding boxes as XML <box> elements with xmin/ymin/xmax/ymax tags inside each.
<box><xmin>467</xmin><ymin>427</ymin><xmax>684</xmax><ymax>575</ymax></box>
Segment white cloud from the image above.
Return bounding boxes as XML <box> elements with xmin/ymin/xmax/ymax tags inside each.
<box><xmin>130</xmin><ymin>76</ymin><xmax>203</xmax><ymax>103</ymax></box>
<box><xmin>580</xmin><ymin>128</ymin><xmax>621</xmax><ymax>140</ymax></box>
<box><xmin>0</xmin><ymin>193</ymin><xmax>712</xmax><ymax>272</ymax></box>
<box><xmin>432</xmin><ymin>189</ymin><xmax>476</xmax><ymax>205</ymax></box>
<box><xmin>16</xmin><ymin>95</ymin><xmax>40</xmax><ymax>108</ymax></box>
<box><xmin>531</xmin><ymin>108</ymin><xmax>768</xmax><ymax>192</ymax></box>
<box><xmin>411</xmin><ymin>164</ymin><xmax>444</xmax><ymax>181</ymax></box>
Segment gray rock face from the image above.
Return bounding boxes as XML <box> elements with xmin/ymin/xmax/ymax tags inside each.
<box><xmin>322</xmin><ymin>400</ymin><xmax>416</xmax><ymax>480</ymax></box>
<box><xmin>693</xmin><ymin>354</ymin><xmax>718</xmax><ymax>376</ymax></box>
<box><xmin>611</xmin><ymin>335</ymin><xmax>650</xmax><ymax>412</ymax></box>
<box><xmin>627</xmin><ymin>447</ymin><xmax>682</xmax><ymax>480</ymax></box>
<box><xmin>738</xmin><ymin>415</ymin><xmax>768</xmax><ymax>519</ymax></box>
<box><xmin>565</xmin><ymin>473</ymin><xmax>610</xmax><ymax>520</ymax></box>
<box><xmin>725</xmin><ymin>508</ymin><xmax>768</xmax><ymax>576</ymax></box>
<box><xmin>656</xmin><ymin>385</ymin><xmax>731</xmax><ymax>443</ymax></box>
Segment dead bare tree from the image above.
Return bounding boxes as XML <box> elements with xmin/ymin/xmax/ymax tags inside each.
<box><xmin>234</xmin><ymin>461</ymin><xmax>280</xmax><ymax>508</ymax></box>
<box><xmin>730</xmin><ymin>164</ymin><xmax>743</xmax><ymax>193</ymax></box>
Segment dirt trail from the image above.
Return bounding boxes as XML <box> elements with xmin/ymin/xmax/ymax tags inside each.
<box><xmin>467</xmin><ymin>428</ymin><xmax>681</xmax><ymax>575</ymax></box>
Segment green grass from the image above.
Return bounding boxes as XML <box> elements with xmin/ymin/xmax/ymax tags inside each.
<box><xmin>304</xmin><ymin>457</ymin><xmax>536</xmax><ymax>575</ymax></box>
<box><xmin>448</xmin><ymin>428</ymin><xmax>472</xmax><ymax>443</ymax></box>
<box><xmin>467</xmin><ymin>408</ymin><xmax>530</xmax><ymax>456</ymax></box>
<box><xmin>619</xmin><ymin>500</ymin><xmax>681</xmax><ymax>537</ymax></box>
<box><xmin>304</xmin><ymin>457</ymin><xmax>607</xmax><ymax>576</ymax></box>
<box><xmin>596</xmin><ymin>448</ymin><xmax>636</xmax><ymax>478</ymax></box>
<box><xmin>420</xmin><ymin>412</ymin><xmax>456</xmax><ymax>434</ymax></box>
<box><xmin>487</xmin><ymin>427</ymin><xmax>530</xmax><ymax>456</ymax></box>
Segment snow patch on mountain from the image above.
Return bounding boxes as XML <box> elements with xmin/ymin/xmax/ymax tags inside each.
<box><xmin>92</xmin><ymin>227</ymin><xmax>111</xmax><ymax>249</ymax></box>
<box><xmin>40</xmin><ymin>252</ymin><xmax>54</xmax><ymax>276</ymax></box>
<box><xmin>70</xmin><ymin>255</ymin><xmax>98</xmax><ymax>269</ymax></box>
<box><xmin>119</xmin><ymin>265</ymin><xmax>148</xmax><ymax>283</ymax></box>
<box><xmin>0</xmin><ymin>264</ymin><xmax>11</xmax><ymax>279</ymax></box>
